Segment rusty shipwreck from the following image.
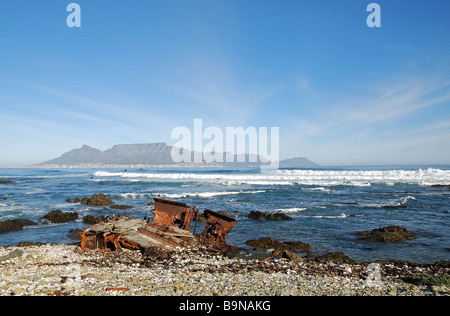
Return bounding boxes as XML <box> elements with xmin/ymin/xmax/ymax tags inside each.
<box><xmin>80</xmin><ymin>198</ymin><xmax>236</xmax><ymax>256</ymax></box>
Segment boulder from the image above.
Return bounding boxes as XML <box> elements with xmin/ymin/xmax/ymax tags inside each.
<box><xmin>355</xmin><ymin>226</ymin><xmax>417</xmax><ymax>242</ymax></box>
<box><xmin>248</xmin><ymin>210</ymin><xmax>293</xmax><ymax>221</ymax></box>
<box><xmin>248</xmin><ymin>210</ymin><xmax>265</xmax><ymax>220</ymax></box>
<box><xmin>245</xmin><ymin>237</ymin><xmax>310</xmax><ymax>253</ymax></box>
<box><xmin>0</xmin><ymin>180</ymin><xmax>15</xmax><ymax>184</ymax></box>
<box><xmin>82</xmin><ymin>215</ymin><xmax>107</xmax><ymax>225</ymax></box>
<box><xmin>0</xmin><ymin>219</ymin><xmax>36</xmax><ymax>234</ymax></box>
<box><xmin>79</xmin><ymin>193</ymin><xmax>114</xmax><ymax>206</ymax></box>
<box><xmin>41</xmin><ymin>210</ymin><xmax>79</xmax><ymax>224</ymax></box>
<box><xmin>265</xmin><ymin>212</ymin><xmax>293</xmax><ymax>221</ymax></box>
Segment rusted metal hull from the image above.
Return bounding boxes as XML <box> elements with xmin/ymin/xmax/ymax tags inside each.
<box><xmin>152</xmin><ymin>198</ymin><xmax>198</xmax><ymax>231</ymax></box>
<box><xmin>80</xmin><ymin>198</ymin><xmax>236</xmax><ymax>255</ymax></box>
<box><xmin>199</xmin><ymin>209</ymin><xmax>237</xmax><ymax>251</ymax></box>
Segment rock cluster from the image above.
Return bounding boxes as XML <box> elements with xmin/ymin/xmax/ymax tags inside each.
<box><xmin>80</xmin><ymin>193</ymin><xmax>114</xmax><ymax>206</ymax></box>
<box><xmin>82</xmin><ymin>215</ymin><xmax>107</xmax><ymax>225</ymax></box>
<box><xmin>41</xmin><ymin>210</ymin><xmax>79</xmax><ymax>224</ymax></box>
<box><xmin>67</xmin><ymin>193</ymin><xmax>132</xmax><ymax>210</ymax></box>
<box><xmin>355</xmin><ymin>226</ymin><xmax>417</xmax><ymax>243</ymax></box>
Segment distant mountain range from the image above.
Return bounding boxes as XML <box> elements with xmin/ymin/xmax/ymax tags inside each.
<box><xmin>35</xmin><ymin>143</ymin><xmax>318</xmax><ymax>168</ymax></box>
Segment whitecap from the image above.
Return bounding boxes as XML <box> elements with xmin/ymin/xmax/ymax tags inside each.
<box><xmin>274</xmin><ymin>207</ymin><xmax>307</xmax><ymax>213</ymax></box>
<box><xmin>308</xmin><ymin>213</ymin><xmax>349</xmax><ymax>219</ymax></box>
<box><xmin>92</xmin><ymin>168</ymin><xmax>450</xmax><ymax>187</ymax></box>
<box><xmin>156</xmin><ymin>190</ymin><xmax>265</xmax><ymax>199</ymax></box>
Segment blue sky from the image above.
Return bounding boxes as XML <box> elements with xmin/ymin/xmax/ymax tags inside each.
<box><xmin>0</xmin><ymin>0</ymin><xmax>449</xmax><ymax>166</ymax></box>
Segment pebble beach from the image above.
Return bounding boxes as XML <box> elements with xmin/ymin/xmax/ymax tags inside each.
<box><xmin>0</xmin><ymin>244</ymin><xmax>448</xmax><ymax>296</ymax></box>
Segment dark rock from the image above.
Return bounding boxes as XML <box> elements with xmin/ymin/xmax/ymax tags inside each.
<box><xmin>355</xmin><ymin>226</ymin><xmax>417</xmax><ymax>242</ymax></box>
<box><xmin>245</xmin><ymin>237</ymin><xmax>310</xmax><ymax>253</ymax></box>
<box><xmin>402</xmin><ymin>273</ymin><xmax>450</xmax><ymax>287</ymax></box>
<box><xmin>73</xmin><ymin>197</ymin><xmax>81</xmax><ymax>203</ymax></box>
<box><xmin>248</xmin><ymin>210</ymin><xmax>293</xmax><ymax>221</ymax></box>
<box><xmin>311</xmin><ymin>252</ymin><xmax>355</xmax><ymax>264</ymax></box>
<box><xmin>41</xmin><ymin>210</ymin><xmax>79</xmax><ymax>224</ymax></box>
<box><xmin>82</xmin><ymin>215</ymin><xmax>107</xmax><ymax>225</ymax></box>
<box><xmin>79</xmin><ymin>193</ymin><xmax>114</xmax><ymax>206</ymax></box>
<box><xmin>0</xmin><ymin>180</ymin><xmax>15</xmax><ymax>184</ymax></box>
<box><xmin>0</xmin><ymin>219</ymin><xmax>36</xmax><ymax>234</ymax></box>
<box><xmin>265</xmin><ymin>212</ymin><xmax>293</xmax><ymax>221</ymax></box>
<box><xmin>248</xmin><ymin>210</ymin><xmax>265</xmax><ymax>220</ymax></box>
<box><xmin>431</xmin><ymin>184</ymin><xmax>450</xmax><ymax>189</ymax></box>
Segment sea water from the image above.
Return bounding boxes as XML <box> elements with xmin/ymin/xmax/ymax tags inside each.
<box><xmin>0</xmin><ymin>166</ymin><xmax>449</xmax><ymax>263</ymax></box>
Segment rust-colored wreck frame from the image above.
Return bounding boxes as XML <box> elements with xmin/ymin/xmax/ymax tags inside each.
<box><xmin>199</xmin><ymin>209</ymin><xmax>237</xmax><ymax>251</ymax></box>
<box><xmin>80</xmin><ymin>198</ymin><xmax>236</xmax><ymax>255</ymax></box>
<box><xmin>152</xmin><ymin>198</ymin><xmax>198</xmax><ymax>231</ymax></box>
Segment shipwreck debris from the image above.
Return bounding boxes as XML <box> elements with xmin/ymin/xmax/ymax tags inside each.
<box><xmin>152</xmin><ymin>198</ymin><xmax>198</xmax><ymax>231</ymax></box>
<box><xmin>199</xmin><ymin>209</ymin><xmax>237</xmax><ymax>251</ymax></box>
<box><xmin>80</xmin><ymin>198</ymin><xmax>237</xmax><ymax>256</ymax></box>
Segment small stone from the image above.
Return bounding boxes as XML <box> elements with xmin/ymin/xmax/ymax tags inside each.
<box><xmin>12</xmin><ymin>287</ymin><xmax>23</xmax><ymax>296</ymax></box>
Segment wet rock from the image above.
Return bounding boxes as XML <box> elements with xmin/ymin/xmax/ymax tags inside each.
<box><xmin>248</xmin><ymin>211</ymin><xmax>293</xmax><ymax>221</ymax></box>
<box><xmin>248</xmin><ymin>210</ymin><xmax>265</xmax><ymax>220</ymax></box>
<box><xmin>310</xmin><ymin>252</ymin><xmax>355</xmax><ymax>264</ymax></box>
<box><xmin>265</xmin><ymin>212</ymin><xmax>293</xmax><ymax>221</ymax></box>
<box><xmin>355</xmin><ymin>226</ymin><xmax>417</xmax><ymax>242</ymax></box>
<box><xmin>0</xmin><ymin>180</ymin><xmax>15</xmax><ymax>185</ymax></box>
<box><xmin>41</xmin><ymin>210</ymin><xmax>79</xmax><ymax>224</ymax></box>
<box><xmin>80</xmin><ymin>193</ymin><xmax>114</xmax><ymax>206</ymax></box>
<box><xmin>69</xmin><ymin>193</ymin><xmax>114</xmax><ymax>206</ymax></box>
<box><xmin>0</xmin><ymin>219</ymin><xmax>36</xmax><ymax>234</ymax></box>
<box><xmin>245</xmin><ymin>237</ymin><xmax>310</xmax><ymax>253</ymax></box>
<box><xmin>431</xmin><ymin>184</ymin><xmax>450</xmax><ymax>189</ymax></box>
<box><xmin>82</xmin><ymin>215</ymin><xmax>107</xmax><ymax>225</ymax></box>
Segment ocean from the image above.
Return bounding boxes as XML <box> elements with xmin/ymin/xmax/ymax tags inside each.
<box><xmin>1</xmin><ymin>166</ymin><xmax>449</xmax><ymax>264</ymax></box>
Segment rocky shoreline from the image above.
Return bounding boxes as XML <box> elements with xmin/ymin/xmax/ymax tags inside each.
<box><xmin>0</xmin><ymin>243</ymin><xmax>448</xmax><ymax>296</ymax></box>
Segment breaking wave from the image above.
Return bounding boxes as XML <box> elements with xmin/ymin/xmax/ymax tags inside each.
<box><xmin>274</xmin><ymin>207</ymin><xmax>308</xmax><ymax>213</ymax></box>
<box><xmin>93</xmin><ymin>168</ymin><xmax>450</xmax><ymax>186</ymax></box>
<box><xmin>118</xmin><ymin>190</ymin><xmax>265</xmax><ymax>199</ymax></box>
